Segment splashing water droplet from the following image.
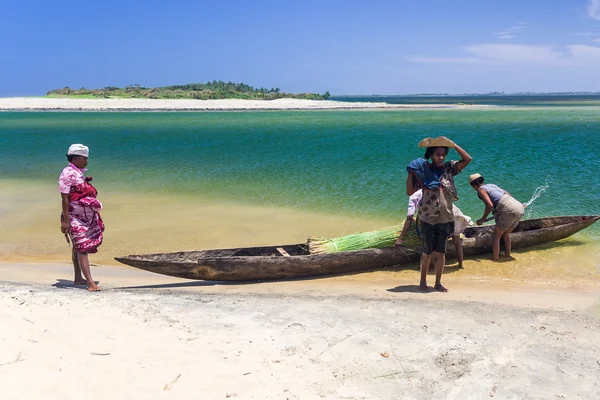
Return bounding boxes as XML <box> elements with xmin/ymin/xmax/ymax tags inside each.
<box><xmin>523</xmin><ymin>176</ymin><xmax>553</xmax><ymax>217</ymax></box>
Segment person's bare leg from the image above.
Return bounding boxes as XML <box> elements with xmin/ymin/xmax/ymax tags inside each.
<box><xmin>492</xmin><ymin>226</ymin><xmax>506</xmax><ymax>261</ymax></box>
<box><xmin>72</xmin><ymin>246</ymin><xmax>86</xmax><ymax>285</ymax></box>
<box><xmin>76</xmin><ymin>252</ymin><xmax>100</xmax><ymax>291</ymax></box>
<box><xmin>433</xmin><ymin>251</ymin><xmax>448</xmax><ymax>292</ymax></box>
<box><xmin>452</xmin><ymin>235</ymin><xmax>463</xmax><ymax>268</ymax></box>
<box><xmin>428</xmin><ymin>253</ymin><xmax>437</xmax><ymax>272</ymax></box>
<box><xmin>419</xmin><ymin>253</ymin><xmax>432</xmax><ymax>292</ymax></box>
<box><xmin>502</xmin><ymin>225</ymin><xmax>516</xmax><ymax>257</ymax></box>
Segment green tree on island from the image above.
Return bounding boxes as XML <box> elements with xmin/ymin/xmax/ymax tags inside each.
<box><xmin>47</xmin><ymin>81</ymin><xmax>331</xmax><ymax>100</ymax></box>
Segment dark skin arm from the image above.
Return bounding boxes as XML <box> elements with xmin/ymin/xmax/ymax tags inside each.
<box><xmin>476</xmin><ymin>188</ymin><xmax>494</xmax><ymax>225</ymax></box>
<box><xmin>452</xmin><ymin>143</ymin><xmax>472</xmax><ymax>172</ymax></box>
<box><xmin>395</xmin><ymin>215</ymin><xmax>414</xmax><ymax>246</ymax></box>
<box><xmin>406</xmin><ymin>174</ymin><xmax>418</xmax><ymax>196</ymax></box>
<box><xmin>60</xmin><ymin>193</ymin><xmax>71</xmax><ymax>233</ymax></box>
<box><xmin>437</xmin><ymin>136</ymin><xmax>472</xmax><ymax>171</ymax></box>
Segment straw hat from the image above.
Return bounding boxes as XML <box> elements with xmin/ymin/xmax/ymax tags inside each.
<box><xmin>468</xmin><ymin>173</ymin><xmax>483</xmax><ymax>184</ymax></box>
<box><xmin>418</xmin><ymin>136</ymin><xmax>455</xmax><ymax>148</ymax></box>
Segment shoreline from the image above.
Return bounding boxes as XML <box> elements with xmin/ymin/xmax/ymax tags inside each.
<box><xmin>2</xmin><ymin>180</ymin><xmax>599</xmax><ymax>288</ymax></box>
<box><xmin>0</xmin><ymin>97</ymin><xmax>495</xmax><ymax>111</ymax></box>
<box><xmin>2</xmin><ymin>261</ymin><xmax>599</xmax><ymax>312</ymax></box>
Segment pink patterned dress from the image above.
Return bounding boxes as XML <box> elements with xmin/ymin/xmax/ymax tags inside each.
<box><xmin>58</xmin><ymin>163</ymin><xmax>105</xmax><ymax>253</ymax></box>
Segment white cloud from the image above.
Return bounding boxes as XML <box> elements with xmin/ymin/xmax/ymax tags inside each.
<box><xmin>494</xmin><ymin>25</ymin><xmax>525</xmax><ymax>40</ymax></box>
<box><xmin>567</xmin><ymin>44</ymin><xmax>600</xmax><ymax>59</ymax></box>
<box><xmin>594</xmin><ymin>38</ymin><xmax>600</xmax><ymax>42</ymax></box>
<box><xmin>590</xmin><ymin>0</ymin><xmax>600</xmax><ymax>20</ymax></box>
<box><xmin>405</xmin><ymin>56</ymin><xmax>485</xmax><ymax>64</ymax></box>
<box><xmin>466</xmin><ymin>44</ymin><xmax>562</xmax><ymax>63</ymax></box>
<box><xmin>572</xmin><ymin>32</ymin><xmax>595</xmax><ymax>36</ymax></box>
<box><xmin>407</xmin><ymin>44</ymin><xmax>600</xmax><ymax>66</ymax></box>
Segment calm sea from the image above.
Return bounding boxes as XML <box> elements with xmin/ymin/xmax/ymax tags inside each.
<box><xmin>1</xmin><ymin>102</ymin><xmax>599</xmax><ymax>284</ymax></box>
<box><xmin>1</xmin><ymin>107</ymin><xmax>599</xmax><ymax>229</ymax></box>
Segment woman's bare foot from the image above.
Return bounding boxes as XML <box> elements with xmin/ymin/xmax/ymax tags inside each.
<box><xmin>419</xmin><ymin>283</ymin><xmax>429</xmax><ymax>292</ymax></box>
<box><xmin>87</xmin><ymin>282</ymin><xmax>101</xmax><ymax>292</ymax></box>
<box><xmin>73</xmin><ymin>279</ymin><xmax>87</xmax><ymax>286</ymax></box>
<box><xmin>434</xmin><ymin>283</ymin><xmax>448</xmax><ymax>292</ymax></box>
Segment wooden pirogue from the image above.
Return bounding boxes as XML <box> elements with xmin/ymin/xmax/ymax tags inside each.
<box><xmin>115</xmin><ymin>215</ymin><xmax>599</xmax><ymax>281</ymax></box>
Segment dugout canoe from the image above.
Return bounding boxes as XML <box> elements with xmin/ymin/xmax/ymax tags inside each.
<box><xmin>114</xmin><ymin>215</ymin><xmax>599</xmax><ymax>281</ymax></box>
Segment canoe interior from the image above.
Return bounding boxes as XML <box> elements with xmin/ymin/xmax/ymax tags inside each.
<box><xmin>462</xmin><ymin>215</ymin><xmax>596</xmax><ymax>239</ymax></box>
<box><xmin>116</xmin><ymin>243</ymin><xmax>310</xmax><ymax>264</ymax></box>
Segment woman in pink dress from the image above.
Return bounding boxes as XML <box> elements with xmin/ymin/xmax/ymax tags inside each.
<box><xmin>59</xmin><ymin>144</ymin><xmax>104</xmax><ymax>291</ymax></box>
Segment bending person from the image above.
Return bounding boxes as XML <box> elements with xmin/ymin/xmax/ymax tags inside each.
<box><xmin>468</xmin><ymin>173</ymin><xmax>525</xmax><ymax>261</ymax></box>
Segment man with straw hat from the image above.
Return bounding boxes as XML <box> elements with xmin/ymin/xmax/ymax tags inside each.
<box><xmin>405</xmin><ymin>136</ymin><xmax>472</xmax><ymax>292</ymax></box>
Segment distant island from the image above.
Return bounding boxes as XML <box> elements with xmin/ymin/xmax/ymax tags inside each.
<box><xmin>47</xmin><ymin>81</ymin><xmax>331</xmax><ymax>100</ymax></box>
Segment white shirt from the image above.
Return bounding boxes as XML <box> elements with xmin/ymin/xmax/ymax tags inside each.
<box><xmin>407</xmin><ymin>189</ymin><xmax>472</xmax><ymax>234</ymax></box>
<box><xmin>407</xmin><ymin>189</ymin><xmax>423</xmax><ymax>217</ymax></box>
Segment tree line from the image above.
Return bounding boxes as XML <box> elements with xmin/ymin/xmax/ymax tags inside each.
<box><xmin>47</xmin><ymin>81</ymin><xmax>331</xmax><ymax>100</ymax></box>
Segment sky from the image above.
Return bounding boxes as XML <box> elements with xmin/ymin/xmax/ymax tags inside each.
<box><xmin>1</xmin><ymin>0</ymin><xmax>600</xmax><ymax>96</ymax></box>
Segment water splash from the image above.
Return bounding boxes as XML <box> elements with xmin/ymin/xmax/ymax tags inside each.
<box><xmin>523</xmin><ymin>176</ymin><xmax>553</xmax><ymax>217</ymax></box>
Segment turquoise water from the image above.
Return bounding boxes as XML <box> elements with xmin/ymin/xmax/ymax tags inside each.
<box><xmin>1</xmin><ymin>108</ymin><xmax>599</xmax><ymax>235</ymax></box>
<box><xmin>332</xmin><ymin>95</ymin><xmax>600</xmax><ymax>107</ymax></box>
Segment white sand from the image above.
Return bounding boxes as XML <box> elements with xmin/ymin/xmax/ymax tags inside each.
<box><xmin>1</xmin><ymin>262</ymin><xmax>599</xmax><ymax>399</ymax></box>
<box><xmin>0</xmin><ymin>97</ymin><xmax>488</xmax><ymax>111</ymax></box>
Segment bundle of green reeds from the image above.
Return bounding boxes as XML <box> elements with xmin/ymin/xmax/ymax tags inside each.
<box><xmin>307</xmin><ymin>222</ymin><xmax>421</xmax><ymax>255</ymax></box>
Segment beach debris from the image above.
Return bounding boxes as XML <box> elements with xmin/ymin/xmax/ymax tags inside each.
<box><xmin>163</xmin><ymin>373</ymin><xmax>181</xmax><ymax>391</ymax></box>
<box><xmin>380</xmin><ymin>352</ymin><xmax>390</xmax><ymax>358</ymax></box>
<box><xmin>90</xmin><ymin>352</ymin><xmax>111</xmax><ymax>356</ymax></box>
<box><xmin>225</xmin><ymin>393</ymin><xmax>238</xmax><ymax>398</ymax></box>
<box><xmin>317</xmin><ymin>328</ymin><xmax>367</xmax><ymax>357</ymax></box>
<box><xmin>23</xmin><ymin>317</ymin><xmax>34</xmax><ymax>324</ymax></box>
<box><xmin>374</xmin><ymin>371</ymin><xmax>404</xmax><ymax>379</ymax></box>
<box><xmin>0</xmin><ymin>352</ymin><xmax>24</xmax><ymax>367</ymax></box>
<box><xmin>243</xmin><ymin>372</ymin><xmax>252</xmax><ymax>375</ymax></box>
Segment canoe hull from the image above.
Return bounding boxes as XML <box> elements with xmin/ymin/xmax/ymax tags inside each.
<box><xmin>115</xmin><ymin>216</ymin><xmax>599</xmax><ymax>281</ymax></box>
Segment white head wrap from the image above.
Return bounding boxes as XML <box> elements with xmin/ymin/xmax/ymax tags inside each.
<box><xmin>67</xmin><ymin>144</ymin><xmax>89</xmax><ymax>157</ymax></box>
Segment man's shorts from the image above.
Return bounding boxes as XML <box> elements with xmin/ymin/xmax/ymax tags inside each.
<box><xmin>417</xmin><ymin>219</ymin><xmax>455</xmax><ymax>255</ymax></box>
<box><xmin>494</xmin><ymin>195</ymin><xmax>525</xmax><ymax>231</ymax></box>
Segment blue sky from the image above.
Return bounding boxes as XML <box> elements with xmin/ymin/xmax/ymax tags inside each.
<box><xmin>1</xmin><ymin>0</ymin><xmax>600</xmax><ymax>96</ymax></box>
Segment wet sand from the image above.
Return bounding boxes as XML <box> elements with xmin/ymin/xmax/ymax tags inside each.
<box><xmin>2</xmin><ymin>180</ymin><xmax>599</xmax><ymax>289</ymax></box>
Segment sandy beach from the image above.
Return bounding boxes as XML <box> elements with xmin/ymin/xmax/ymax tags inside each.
<box><xmin>1</xmin><ymin>262</ymin><xmax>599</xmax><ymax>400</ymax></box>
<box><xmin>0</xmin><ymin>97</ymin><xmax>490</xmax><ymax>111</ymax></box>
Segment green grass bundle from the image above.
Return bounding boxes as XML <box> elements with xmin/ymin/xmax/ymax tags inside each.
<box><xmin>307</xmin><ymin>221</ymin><xmax>421</xmax><ymax>255</ymax></box>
